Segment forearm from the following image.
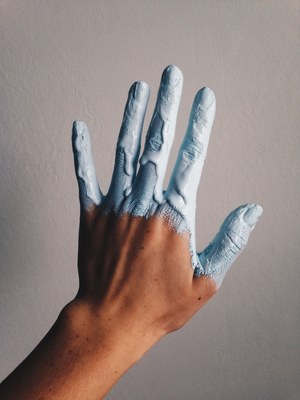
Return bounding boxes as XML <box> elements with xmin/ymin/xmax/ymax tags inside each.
<box><xmin>1</xmin><ymin>64</ymin><xmax>263</xmax><ymax>399</ymax></box>
<box><xmin>0</xmin><ymin>300</ymin><xmax>160</xmax><ymax>400</ymax></box>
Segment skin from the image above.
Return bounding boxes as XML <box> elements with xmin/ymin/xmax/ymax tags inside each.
<box><xmin>0</xmin><ymin>65</ymin><xmax>263</xmax><ymax>399</ymax></box>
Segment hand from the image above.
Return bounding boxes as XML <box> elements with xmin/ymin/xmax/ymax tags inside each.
<box><xmin>0</xmin><ymin>65</ymin><xmax>263</xmax><ymax>400</ymax></box>
<box><xmin>71</xmin><ymin>65</ymin><xmax>263</xmax><ymax>337</ymax></box>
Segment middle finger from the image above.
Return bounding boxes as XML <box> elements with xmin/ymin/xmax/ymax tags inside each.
<box><xmin>128</xmin><ymin>65</ymin><xmax>183</xmax><ymax>214</ymax></box>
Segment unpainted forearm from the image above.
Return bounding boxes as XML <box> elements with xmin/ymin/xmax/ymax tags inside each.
<box><xmin>0</xmin><ymin>301</ymin><xmax>159</xmax><ymax>400</ymax></box>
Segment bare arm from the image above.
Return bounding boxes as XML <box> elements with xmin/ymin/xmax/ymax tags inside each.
<box><xmin>0</xmin><ymin>65</ymin><xmax>263</xmax><ymax>400</ymax></box>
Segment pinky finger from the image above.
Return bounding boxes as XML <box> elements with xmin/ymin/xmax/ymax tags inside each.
<box><xmin>72</xmin><ymin>121</ymin><xmax>103</xmax><ymax>211</ymax></box>
<box><xmin>195</xmin><ymin>203</ymin><xmax>263</xmax><ymax>288</ymax></box>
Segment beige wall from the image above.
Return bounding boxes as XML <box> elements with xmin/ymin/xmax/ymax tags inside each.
<box><xmin>0</xmin><ymin>1</ymin><xmax>299</xmax><ymax>398</ymax></box>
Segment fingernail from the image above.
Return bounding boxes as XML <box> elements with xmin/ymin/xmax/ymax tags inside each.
<box><xmin>243</xmin><ymin>204</ymin><xmax>264</xmax><ymax>227</ymax></box>
<box><xmin>196</xmin><ymin>87</ymin><xmax>215</xmax><ymax>110</ymax></box>
<box><xmin>132</xmin><ymin>81</ymin><xmax>149</xmax><ymax>101</ymax></box>
<box><xmin>162</xmin><ymin>64</ymin><xmax>183</xmax><ymax>85</ymax></box>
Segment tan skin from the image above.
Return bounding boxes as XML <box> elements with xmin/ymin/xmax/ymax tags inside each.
<box><xmin>0</xmin><ymin>65</ymin><xmax>261</xmax><ymax>399</ymax></box>
<box><xmin>0</xmin><ymin>207</ymin><xmax>216</xmax><ymax>400</ymax></box>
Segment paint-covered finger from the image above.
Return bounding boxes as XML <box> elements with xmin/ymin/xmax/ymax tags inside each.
<box><xmin>167</xmin><ymin>87</ymin><xmax>216</xmax><ymax>217</ymax></box>
<box><xmin>72</xmin><ymin>121</ymin><xmax>103</xmax><ymax>210</ymax></box>
<box><xmin>195</xmin><ymin>203</ymin><xmax>263</xmax><ymax>288</ymax></box>
<box><xmin>135</xmin><ymin>65</ymin><xmax>183</xmax><ymax>205</ymax></box>
<box><xmin>105</xmin><ymin>81</ymin><xmax>150</xmax><ymax>211</ymax></box>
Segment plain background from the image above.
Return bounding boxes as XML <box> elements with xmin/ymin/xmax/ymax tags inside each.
<box><xmin>0</xmin><ymin>1</ymin><xmax>299</xmax><ymax>399</ymax></box>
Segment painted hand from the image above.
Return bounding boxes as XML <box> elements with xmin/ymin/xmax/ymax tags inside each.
<box><xmin>71</xmin><ymin>65</ymin><xmax>263</xmax><ymax>334</ymax></box>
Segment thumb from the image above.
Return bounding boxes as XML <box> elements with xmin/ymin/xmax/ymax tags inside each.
<box><xmin>195</xmin><ymin>203</ymin><xmax>263</xmax><ymax>289</ymax></box>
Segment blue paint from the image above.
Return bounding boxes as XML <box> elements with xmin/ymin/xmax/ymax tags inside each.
<box><xmin>104</xmin><ymin>80</ymin><xmax>150</xmax><ymax>212</ymax></box>
<box><xmin>72</xmin><ymin>65</ymin><xmax>263</xmax><ymax>288</ymax></box>
<box><xmin>72</xmin><ymin>121</ymin><xmax>103</xmax><ymax>209</ymax></box>
<box><xmin>197</xmin><ymin>203</ymin><xmax>263</xmax><ymax>287</ymax></box>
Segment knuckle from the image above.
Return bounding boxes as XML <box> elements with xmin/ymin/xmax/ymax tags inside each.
<box><xmin>182</xmin><ymin>137</ymin><xmax>205</xmax><ymax>163</ymax></box>
<box><xmin>145</xmin><ymin>115</ymin><xmax>164</xmax><ymax>152</ymax></box>
<box><xmin>224</xmin><ymin>231</ymin><xmax>246</xmax><ymax>254</ymax></box>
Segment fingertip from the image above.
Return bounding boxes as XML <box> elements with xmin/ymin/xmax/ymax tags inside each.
<box><xmin>222</xmin><ymin>203</ymin><xmax>264</xmax><ymax>231</ymax></box>
<box><xmin>130</xmin><ymin>80</ymin><xmax>150</xmax><ymax>102</ymax></box>
<box><xmin>162</xmin><ymin>64</ymin><xmax>183</xmax><ymax>85</ymax></box>
<box><xmin>243</xmin><ymin>203</ymin><xmax>264</xmax><ymax>227</ymax></box>
<box><xmin>73</xmin><ymin>120</ymin><xmax>86</xmax><ymax>131</ymax></box>
<box><xmin>254</xmin><ymin>203</ymin><xmax>264</xmax><ymax>215</ymax></box>
<box><xmin>195</xmin><ymin>87</ymin><xmax>216</xmax><ymax>109</ymax></box>
<box><xmin>72</xmin><ymin>120</ymin><xmax>78</xmax><ymax>139</ymax></box>
<box><xmin>72</xmin><ymin>120</ymin><xmax>88</xmax><ymax>141</ymax></box>
<box><xmin>136</xmin><ymin>80</ymin><xmax>150</xmax><ymax>92</ymax></box>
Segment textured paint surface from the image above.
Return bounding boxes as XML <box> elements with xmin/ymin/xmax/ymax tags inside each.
<box><xmin>197</xmin><ymin>203</ymin><xmax>263</xmax><ymax>286</ymax></box>
<box><xmin>139</xmin><ymin>65</ymin><xmax>183</xmax><ymax>204</ymax></box>
<box><xmin>105</xmin><ymin>81</ymin><xmax>150</xmax><ymax>210</ymax></box>
<box><xmin>1</xmin><ymin>2</ymin><xmax>299</xmax><ymax>399</ymax></box>
<box><xmin>72</xmin><ymin>121</ymin><xmax>103</xmax><ymax>209</ymax></box>
<box><xmin>72</xmin><ymin>66</ymin><xmax>263</xmax><ymax>288</ymax></box>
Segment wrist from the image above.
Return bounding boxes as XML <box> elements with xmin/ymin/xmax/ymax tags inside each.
<box><xmin>0</xmin><ymin>297</ymin><xmax>161</xmax><ymax>400</ymax></box>
<box><xmin>61</xmin><ymin>298</ymin><xmax>162</xmax><ymax>368</ymax></box>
